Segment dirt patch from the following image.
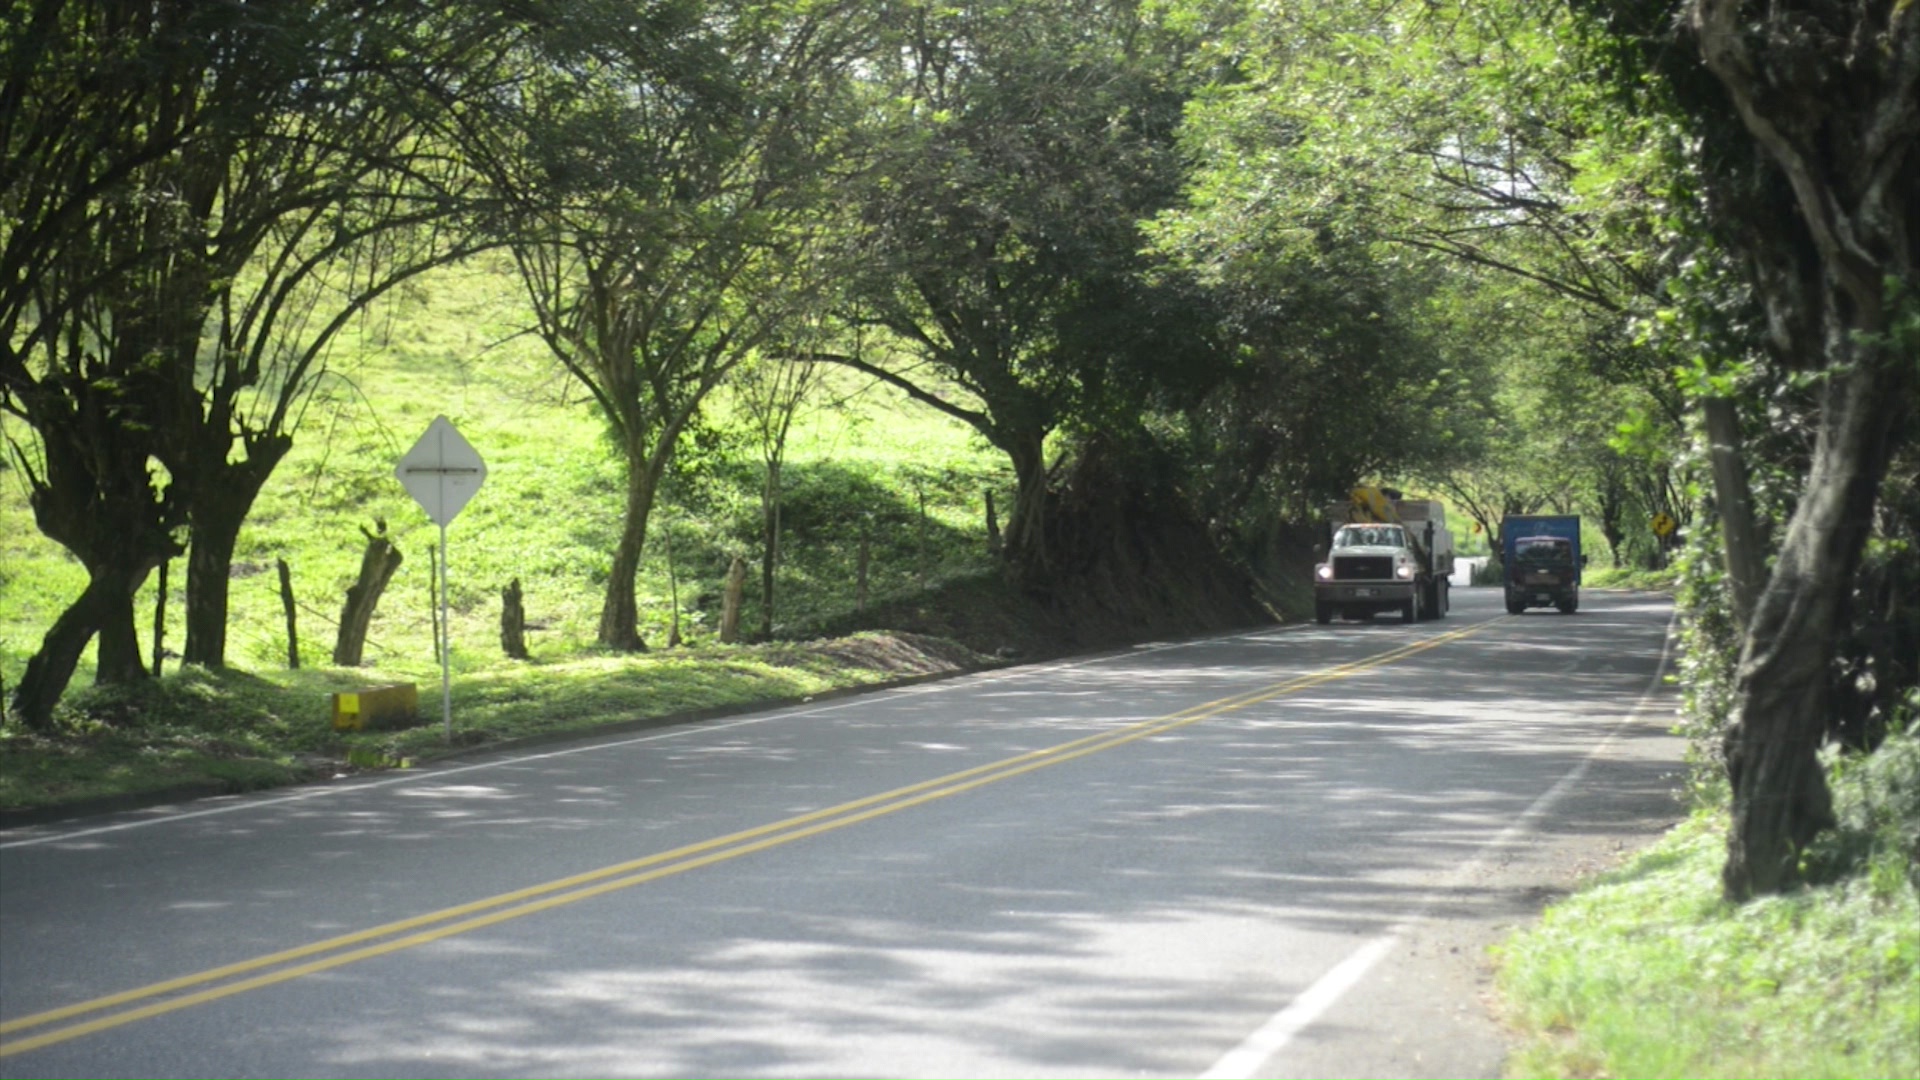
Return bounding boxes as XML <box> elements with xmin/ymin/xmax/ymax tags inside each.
<box><xmin>760</xmin><ymin>631</ymin><xmax>992</xmax><ymax>677</ymax></box>
<box><xmin>813</xmin><ymin>450</ymin><xmax>1287</xmax><ymax>661</ymax></box>
<box><xmin>810</xmin><ymin>631</ymin><xmax>991</xmax><ymax>675</ymax></box>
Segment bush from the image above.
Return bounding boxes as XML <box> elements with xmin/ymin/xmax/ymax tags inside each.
<box><xmin>1805</xmin><ymin>696</ymin><xmax>1920</xmax><ymax>896</ymax></box>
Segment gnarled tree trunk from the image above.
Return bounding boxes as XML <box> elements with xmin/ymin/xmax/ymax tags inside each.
<box><xmin>8</xmin><ymin>377</ymin><xmax>182</xmax><ymax>727</ymax></box>
<box><xmin>1685</xmin><ymin>0</ymin><xmax>1920</xmax><ymax>897</ymax></box>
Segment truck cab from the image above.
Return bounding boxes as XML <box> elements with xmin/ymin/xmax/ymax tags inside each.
<box><xmin>1501</xmin><ymin>515</ymin><xmax>1584</xmax><ymax>614</ymax></box>
<box><xmin>1314</xmin><ymin>490</ymin><xmax>1452</xmax><ymax>624</ymax></box>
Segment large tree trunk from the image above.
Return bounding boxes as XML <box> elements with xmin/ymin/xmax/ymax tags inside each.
<box><xmin>183</xmin><ymin>504</ymin><xmax>241</xmax><ymax>669</ymax></box>
<box><xmin>10</xmin><ymin>582</ymin><xmax>105</xmax><ymax>729</ymax></box>
<box><xmin>181</xmin><ymin>442</ymin><xmax>288</xmax><ymax>668</ymax></box>
<box><xmin>598</xmin><ymin>432</ymin><xmax>662</xmax><ymax>652</ymax></box>
<box><xmin>1721</xmin><ymin>348</ymin><xmax>1909</xmax><ymax>895</ymax></box>
<box><xmin>11</xmin><ymin>379</ymin><xmax>182</xmax><ymax>721</ymax></box>
<box><xmin>93</xmin><ymin>564</ymin><xmax>150</xmax><ymax>685</ymax></box>
<box><xmin>1686</xmin><ymin>0</ymin><xmax>1919</xmax><ymax>897</ymax></box>
<box><xmin>999</xmin><ymin>428</ymin><xmax>1052</xmax><ymax>582</ymax></box>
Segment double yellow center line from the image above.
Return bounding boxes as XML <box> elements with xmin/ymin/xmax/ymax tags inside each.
<box><xmin>0</xmin><ymin>620</ymin><xmax>1490</xmax><ymax>1058</ymax></box>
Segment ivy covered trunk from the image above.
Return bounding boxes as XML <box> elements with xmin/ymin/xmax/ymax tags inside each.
<box><xmin>1721</xmin><ymin>351</ymin><xmax>1905</xmax><ymax>895</ymax></box>
<box><xmin>1684</xmin><ymin>0</ymin><xmax>1920</xmax><ymax>897</ymax></box>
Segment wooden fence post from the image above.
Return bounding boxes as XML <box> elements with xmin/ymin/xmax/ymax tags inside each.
<box><xmin>720</xmin><ymin>555</ymin><xmax>746</xmax><ymax>644</ymax></box>
<box><xmin>277</xmin><ymin>557</ymin><xmax>300</xmax><ymax>670</ymax></box>
<box><xmin>151</xmin><ymin>559</ymin><xmax>169</xmax><ymax>677</ymax></box>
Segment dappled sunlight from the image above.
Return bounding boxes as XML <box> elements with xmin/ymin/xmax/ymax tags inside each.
<box><xmin>397</xmin><ymin>785</ymin><xmax>514</xmax><ymax>800</ymax></box>
<box><xmin>0</xmin><ymin>592</ymin><xmax>1683</xmax><ymax>1077</ymax></box>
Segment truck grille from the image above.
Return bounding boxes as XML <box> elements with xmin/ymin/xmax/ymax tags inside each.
<box><xmin>1334</xmin><ymin>556</ymin><xmax>1393</xmax><ymax>580</ymax></box>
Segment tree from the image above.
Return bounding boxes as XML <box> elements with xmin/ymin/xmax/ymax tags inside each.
<box><xmin>736</xmin><ymin>341</ymin><xmax>827</xmax><ymax>639</ymax></box>
<box><xmin>1568</xmin><ymin>0</ymin><xmax>1918</xmax><ymax>896</ymax></box>
<box><xmin>828</xmin><ymin>0</ymin><xmax>1225</xmax><ymax>581</ymax></box>
<box><xmin>1174</xmin><ymin>243</ymin><xmax>1496</xmax><ymax>552</ymax></box>
<box><xmin>1662</xmin><ymin>0</ymin><xmax>1917</xmax><ymax>897</ymax></box>
<box><xmin>2</xmin><ymin>1</ymin><xmax>692</xmax><ymax>724</ymax></box>
<box><xmin>2</xmin><ymin>0</ymin><xmax>326</xmax><ymax>720</ymax></box>
<box><xmin>505</xmin><ymin>0</ymin><xmax>866</xmax><ymax>650</ymax></box>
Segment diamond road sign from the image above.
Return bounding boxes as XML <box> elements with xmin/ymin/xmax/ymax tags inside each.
<box><xmin>396</xmin><ymin>416</ymin><xmax>486</xmax><ymax>526</ymax></box>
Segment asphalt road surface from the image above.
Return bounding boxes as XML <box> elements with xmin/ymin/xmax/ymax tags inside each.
<box><xmin>0</xmin><ymin>588</ymin><xmax>1685</xmax><ymax>1079</ymax></box>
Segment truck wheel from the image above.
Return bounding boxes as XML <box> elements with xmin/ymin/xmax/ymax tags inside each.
<box><xmin>1435</xmin><ymin>579</ymin><xmax>1449</xmax><ymax>619</ymax></box>
<box><xmin>1506</xmin><ymin>598</ymin><xmax>1525</xmax><ymax>615</ymax></box>
<box><xmin>1315</xmin><ymin>602</ymin><xmax>1333</xmax><ymax>625</ymax></box>
<box><xmin>1558</xmin><ymin>597</ymin><xmax>1578</xmax><ymax>614</ymax></box>
<box><xmin>1402</xmin><ymin>596</ymin><xmax>1417</xmax><ymax>623</ymax></box>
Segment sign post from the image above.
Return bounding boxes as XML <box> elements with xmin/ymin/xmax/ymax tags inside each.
<box><xmin>396</xmin><ymin>416</ymin><xmax>487</xmax><ymax>739</ymax></box>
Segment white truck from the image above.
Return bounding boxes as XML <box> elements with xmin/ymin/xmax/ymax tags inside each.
<box><xmin>1313</xmin><ymin>487</ymin><xmax>1454</xmax><ymax>624</ymax></box>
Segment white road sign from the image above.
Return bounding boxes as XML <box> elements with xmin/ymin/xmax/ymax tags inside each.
<box><xmin>396</xmin><ymin>416</ymin><xmax>486</xmax><ymax>526</ymax></box>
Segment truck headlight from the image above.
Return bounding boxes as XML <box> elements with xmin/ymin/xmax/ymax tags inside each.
<box><xmin>1316</xmin><ymin>564</ymin><xmax>1333</xmax><ymax>580</ymax></box>
<box><xmin>1395</xmin><ymin>562</ymin><xmax>1415</xmax><ymax>580</ymax></box>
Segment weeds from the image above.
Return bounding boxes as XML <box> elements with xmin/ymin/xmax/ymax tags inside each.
<box><xmin>1498</xmin><ymin>725</ymin><xmax>1920</xmax><ymax>1079</ymax></box>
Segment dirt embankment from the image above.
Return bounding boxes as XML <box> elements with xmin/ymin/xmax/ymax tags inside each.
<box><xmin>827</xmin><ymin>451</ymin><xmax>1292</xmax><ymax>664</ymax></box>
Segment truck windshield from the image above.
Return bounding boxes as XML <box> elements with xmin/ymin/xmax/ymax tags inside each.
<box><xmin>1336</xmin><ymin>526</ymin><xmax>1404</xmax><ymax>547</ymax></box>
<box><xmin>1514</xmin><ymin>537</ymin><xmax>1572</xmax><ymax>564</ymax></box>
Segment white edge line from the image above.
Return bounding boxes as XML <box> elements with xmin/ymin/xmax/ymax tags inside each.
<box><xmin>1</xmin><ymin>622</ymin><xmax>1320</xmax><ymax>850</ymax></box>
<box><xmin>1198</xmin><ymin>603</ymin><xmax>1680</xmax><ymax>1079</ymax></box>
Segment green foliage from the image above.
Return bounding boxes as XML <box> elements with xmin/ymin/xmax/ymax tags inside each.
<box><xmin>1670</xmin><ymin>517</ymin><xmax>1742</xmax><ymax>805</ymax></box>
<box><xmin>1805</xmin><ymin>706</ymin><xmax>1920</xmax><ymax>896</ymax></box>
<box><xmin>834</xmin><ymin>0</ymin><xmax>1228</xmax><ymax>558</ymax></box>
<box><xmin>0</xmin><ymin>256</ymin><xmax>1007</xmax><ymax>722</ymax></box>
<box><xmin>1497</xmin><ymin>810</ymin><xmax>1920</xmax><ymax>1079</ymax></box>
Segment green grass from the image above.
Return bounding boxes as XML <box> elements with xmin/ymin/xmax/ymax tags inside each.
<box><xmin>1585</xmin><ymin>565</ymin><xmax>1679</xmax><ymax>591</ymax></box>
<box><xmin>1</xmin><ymin>256</ymin><xmax>1018</xmax><ymax>812</ymax></box>
<box><xmin>1</xmin><ymin>257</ymin><xmax>1010</xmax><ymax>680</ymax></box>
<box><xmin>0</xmin><ymin>631</ymin><xmax>986</xmax><ymax>812</ymax></box>
<box><xmin>1497</xmin><ymin>724</ymin><xmax>1920</xmax><ymax>1079</ymax></box>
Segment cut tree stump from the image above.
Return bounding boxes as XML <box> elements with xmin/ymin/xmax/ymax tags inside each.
<box><xmin>501</xmin><ymin>577</ymin><xmax>529</xmax><ymax>660</ymax></box>
<box><xmin>333</xmin><ymin>520</ymin><xmax>402</xmax><ymax>667</ymax></box>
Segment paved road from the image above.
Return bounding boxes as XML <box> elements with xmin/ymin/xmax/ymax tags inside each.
<box><xmin>0</xmin><ymin>589</ymin><xmax>1684</xmax><ymax>1079</ymax></box>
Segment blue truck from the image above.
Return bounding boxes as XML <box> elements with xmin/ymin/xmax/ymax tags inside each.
<box><xmin>1500</xmin><ymin>514</ymin><xmax>1584</xmax><ymax>614</ymax></box>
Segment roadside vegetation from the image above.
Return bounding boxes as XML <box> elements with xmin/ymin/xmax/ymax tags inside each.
<box><xmin>4</xmin><ymin>0</ymin><xmax>1918</xmax><ymax>1074</ymax></box>
<box><xmin>0</xmin><ymin>260</ymin><xmax>1029</xmax><ymax>812</ymax></box>
<box><xmin>1498</xmin><ymin>711</ymin><xmax>1920</xmax><ymax>1078</ymax></box>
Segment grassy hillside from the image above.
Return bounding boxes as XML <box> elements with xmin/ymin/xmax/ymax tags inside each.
<box><xmin>0</xmin><ymin>258</ymin><xmax>1042</xmax><ymax>811</ymax></box>
<box><xmin>1</xmin><ymin>257</ymin><xmax>1012</xmax><ymax>695</ymax></box>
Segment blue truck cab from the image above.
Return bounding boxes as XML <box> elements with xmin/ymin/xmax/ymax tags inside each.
<box><xmin>1500</xmin><ymin>514</ymin><xmax>1584</xmax><ymax>614</ymax></box>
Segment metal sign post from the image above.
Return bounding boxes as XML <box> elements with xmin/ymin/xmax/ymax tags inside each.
<box><xmin>396</xmin><ymin>416</ymin><xmax>487</xmax><ymax>739</ymax></box>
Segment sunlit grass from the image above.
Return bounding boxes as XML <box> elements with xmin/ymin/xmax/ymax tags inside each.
<box><xmin>1585</xmin><ymin>565</ymin><xmax>1679</xmax><ymax>591</ymax></box>
<box><xmin>0</xmin><ymin>258</ymin><xmax>1013</xmax><ymax>812</ymax></box>
<box><xmin>0</xmin><ymin>632</ymin><xmax>983</xmax><ymax>811</ymax></box>
<box><xmin>1497</xmin><ymin>733</ymin><xmax>1920</xmax><ymax>1079</ymax></box>
<box><xmin>1</xmin><ymin>260</ymin><xmax>1006</xmax><ymax>702</ymax></box>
